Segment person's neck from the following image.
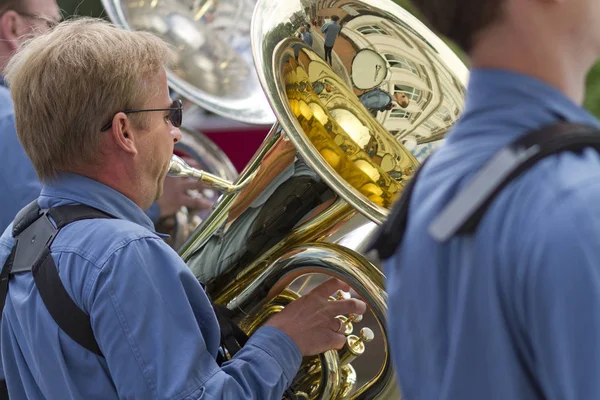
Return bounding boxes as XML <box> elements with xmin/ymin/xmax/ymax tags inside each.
<box><xmin>76</xmin><ymin>162</ymin><xmax>151</xmax><ymax>211</ymax></box>
<box><xmin>470</xmin><ymin>24</ymin><xmax>596</xmax><ymax>106</ymax></box>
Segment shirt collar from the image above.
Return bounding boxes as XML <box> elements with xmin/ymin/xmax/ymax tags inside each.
<box><xmin>39</xmin><ymin>173</ymin><xmax>164</xmax><ymax>236</ymax></box>
<box><xmin>450</xmin><ymin>68</ymin><xmax>599</xmax><ymax>141</ymax></box>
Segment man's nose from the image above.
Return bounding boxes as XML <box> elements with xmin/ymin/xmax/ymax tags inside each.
<box><xmin>172</xmin><ymin>127</ymin><xmax>182</xmax><ymax>144</ymax></box>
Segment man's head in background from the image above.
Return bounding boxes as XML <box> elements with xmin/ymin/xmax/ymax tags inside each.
<box><xmin>0</xmin><ymin>0</ymin><xmax>61</xmax><ymax>72</ymax></box>
<box><xmin>394</xmin><ymin>93</ymin><xmax>410</xmax><ymax>109</ymax></box>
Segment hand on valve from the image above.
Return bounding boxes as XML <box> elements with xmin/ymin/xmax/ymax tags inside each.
<box><xmin>265</xmin><ymin>278</ymin><xmax>367</xmax><ymax>356</ymax></box>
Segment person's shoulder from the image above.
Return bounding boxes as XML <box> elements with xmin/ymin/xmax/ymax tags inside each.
<box><xmin>500</xmin><ymin>150</ymin><xmax>600</xmax><ymax>301</ymax></box>
<box><xmin>496</xmin><ymin>147</ymin><xmax>600</xmax><ymax>250</ymax></box>
<box><xmin>422</xmin><ymin>130</ymin><xmax>600</xmax><ymax>240</ymax></box>
<box><xmin>52</xmin><ymin>218</ymin><xmax>168</xmax><ymax>268</ymax></box>
<box><xmin>515</xmin><ymin>147</ymin><xmax>600</xmax><ymax>212</ymax></box>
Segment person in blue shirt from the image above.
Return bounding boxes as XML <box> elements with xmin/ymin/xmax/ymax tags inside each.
<box><xmin>382</xmin><ymin>0</ymin><xmax>600</xmax><ymax>399</ymax></box>
<box><xmin>359</xmin><ymin>89</ymin><xmax>409</xmax><ymax>117</ymax></box>
<box><xmin>299</xmin><ymin>26</ymin><xmax>313</xmax><ymax>47</ymax></box>
<box><xmin>0</xmin><ymin>0</ymin><xmax>212</xmax><ymax>234</ymax></box>
<box><xmin>320</xmin><ymin>15</ymin><xmax>341</xmax><ymax>66</ymax></box>
<box><xmin>0</xmin><ymin>18</ymin><xmax>366</xmax><ymax>399</ymax></box>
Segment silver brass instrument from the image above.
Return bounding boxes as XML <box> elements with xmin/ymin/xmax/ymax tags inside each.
<box><xmin>103</xmin><ymin>0</ymin><xmax>468</xmax><ymax>398</ymax></box>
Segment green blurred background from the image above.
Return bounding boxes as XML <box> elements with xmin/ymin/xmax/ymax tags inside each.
<box><xmin>57</xmin><ymin>0</ymin><xmax>600</xmax><ymax>118</ymax></box>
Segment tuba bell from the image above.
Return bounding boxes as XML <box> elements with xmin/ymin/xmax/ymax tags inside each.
<box><xmin>103</xmin><ymin>0</ymin><xmax>469</xmax><ymax>398</ymax></box>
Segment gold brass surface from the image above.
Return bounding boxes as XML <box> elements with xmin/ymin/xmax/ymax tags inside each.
<box><xmin>105</xmin><ymin>0</ymin><xmax>469</xmax><ymax>398</ymax></box>
<box><xmin>178</xmin><ymin>0</ymin><xmax>467</xmax><ymax>398</ymax></box>
<box><xmin>252</xmin><ymin>0</ymin><xmax>468</xmax><ymax>224</ymax></box>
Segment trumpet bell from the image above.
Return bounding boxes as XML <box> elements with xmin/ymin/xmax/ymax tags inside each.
<box><xmin>102</xmin><ymin>0</ymin><xmax>276</xmax><ymax>124</ymax></box>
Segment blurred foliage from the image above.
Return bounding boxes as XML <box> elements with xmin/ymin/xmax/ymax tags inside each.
<box><xmin>58</xmin><ymin>0</ymin><xmax>105</xmax><ymax>18</ymax></box>
<box><xmin>58</xmin><ymin>0</ymin><xmax>600</xmax><ymax>118</ymax></box>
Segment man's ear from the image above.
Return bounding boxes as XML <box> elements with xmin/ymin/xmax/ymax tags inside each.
<box><xmin>108</xmin><ymin>113</ymin><xmax>138</xmax><ymax>156</ymax></box>
<box><xmin>0</xmin><ymin>11</ymin><xmax>27</xmax><ymax>51</ymax></box>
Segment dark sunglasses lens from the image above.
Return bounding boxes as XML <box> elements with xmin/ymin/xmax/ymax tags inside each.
<box><xmin>170</xmin><ymin>101</ymin><xmax>182</xmax><ymax>127</ymax></box>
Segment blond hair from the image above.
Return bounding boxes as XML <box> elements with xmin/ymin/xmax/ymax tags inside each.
<box><xmin>4</xmin><ymin>18</ymin><xmax>176</xmax><ymax>182</ymax></box>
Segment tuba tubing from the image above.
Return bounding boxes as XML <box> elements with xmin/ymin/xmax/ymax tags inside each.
<box><xmin>227</xmin><ymin>242</ymin><xmax>397</xmax><ymax>399</ymax></box>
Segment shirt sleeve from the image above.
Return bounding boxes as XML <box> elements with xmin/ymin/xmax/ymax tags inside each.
<box><xmin>521</xmin><ymin>188</ymin><xmax>600</xmax><ymax>399</ymax></box>
<box><xmin>89</xmin><ymin>236</ymin><xmax>302</xmax><ymax>400</ymax></box>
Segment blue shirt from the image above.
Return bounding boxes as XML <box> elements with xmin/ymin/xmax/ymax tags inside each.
<box><xmin>0</xmin><ymin>81</ymin><xmax>160</xmax><ymax>232</ymax></box>
<box><xmin>321</xmin><ymin>22</ymin><xmax>341</xmax><ymax>47</ymax></box>
<box><xmin>0</xmin><ymin>174</ymin><xmax>301</xmax><ymax>399</ymax></box>
<box><xmin>359</xmin><ymin>89</ymin><xmax>393</xmax><ymax>112</ymax></box>
<box><xmin>385</xmin><ymin>69</ymin><xmax>600</xmax><ymax>400</ymax></box>
<box><xmin>0</xmin><ymin>84</ymin><xmax>41</xmax><ymax>233</ymax></box>
<box><xmin>301</xmin><ymin>31</ymin><xmax>313</xmax><ymax>47</ymax></box>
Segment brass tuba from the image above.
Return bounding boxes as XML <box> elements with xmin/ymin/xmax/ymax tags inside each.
<box><xmin>103</xmin><ymin>0</ymin><xmax>468</xmax><ymax>398</ymax></box>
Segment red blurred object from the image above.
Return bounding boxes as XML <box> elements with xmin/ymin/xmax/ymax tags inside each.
<box><xmin>203</xmin><ymin>127</ymin><xmax>271</xmax><ymax>173</ymax></box>
<box><xmin>177</xmin><ymin>112</ymin><xmax>272</xmax><ymax>173</ymax></box>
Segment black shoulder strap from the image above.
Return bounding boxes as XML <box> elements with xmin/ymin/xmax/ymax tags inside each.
<box><xmin>1</xmin><ymin>203</ymin><xmax>115</xmax><ymax>357</ymax></box>
<box><xmin>365</xmin><ymin>156</ymin><xmax>432</xmax><ymax>260</ymax></box>
<box><xmin>212</xmin><ymin>303</ymin><xmax>249</xmax><ymax>365</ymax></box>
<box><xmin>429</xmin><ymin>122</ymin><xmax>600</xmax><ymax>241</ymax></box>
<box><xmin>368</xmin><ymin>122</ymin><xmax>600</xmax><ymax>260</ymax></box>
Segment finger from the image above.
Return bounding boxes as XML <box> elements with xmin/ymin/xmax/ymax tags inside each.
<box><xmin>182</xmin><ymin>179</ymin><xmax>209</xmax><ymax>192</ymax></box>
<box><xmin>181</xmin><ymin>157</ymin><xmax>202</xmax><ymax>169</ymax></box>
<box><xmin>180</xmin><ymin>196</ymin><xmax>213</xmax><ymax>211</ymax></box>
<box><xmin>330</xmin><ymin>317</ymin><xmax>344</xmax><ymax>333</ymax></box>
<box><xmin>307</xmin><ymin>277</ymin><xmax>350</xmax><ymax>298</ymax></box>
<box><xmin>329</xmin><ymin>332</ymin><xmax>347</xmax><ymax>350</ymax></box>
<box><xmin>325</xmin><ymin>298</ymin><xmax>367</xmax><ymax>316</ymax></box>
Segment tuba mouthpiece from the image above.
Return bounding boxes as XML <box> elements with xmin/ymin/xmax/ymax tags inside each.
<box><xmin>168</xmin><ymin>154</ymin><xmax>253</xmax><ymax>194</ymax></box>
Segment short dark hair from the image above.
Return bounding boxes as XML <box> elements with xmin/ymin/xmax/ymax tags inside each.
<box><xmin>408</xmin><ymin>0</ymin><xmax>505</xmax><ymax>52</ymax></box>
<box><xmin>331</xmin><ymin>15</ymin><xmax>340</xmax><ymax>22</ymax></box>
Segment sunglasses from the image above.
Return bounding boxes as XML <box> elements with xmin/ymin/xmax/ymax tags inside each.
<box><xmin>100</xmin><ymin>99</ymin><xmax>183</xmax><ymax>132</ymax></box>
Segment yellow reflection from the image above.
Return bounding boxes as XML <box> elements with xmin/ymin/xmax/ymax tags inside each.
<box><xmin>282</xmin><ymin>49</ymin><xmax>417</xmax><ymax>208</ymax></box>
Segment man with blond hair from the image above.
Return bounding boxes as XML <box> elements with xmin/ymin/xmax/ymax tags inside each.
<box><xmin>0</xmin><ymin>0</ymin><xmax>212</xmax><ymax>234</ymax></box>
<box><xmin>0</xmin><ymin>18</ymin><xmax>365</xmax><ymax>399</ymax></box>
